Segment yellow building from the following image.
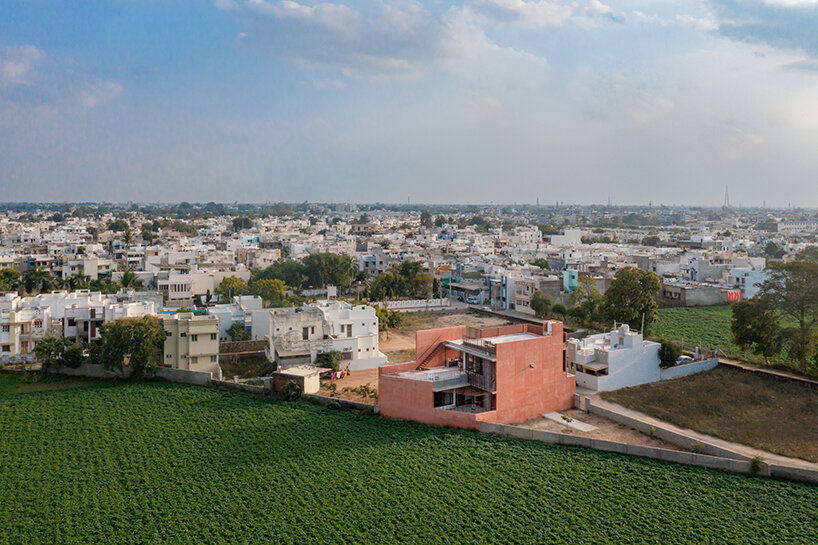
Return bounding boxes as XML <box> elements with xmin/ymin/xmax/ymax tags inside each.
<box><xmin>162</xmin><ymin>313</ymin><xmax>220</xmax><ymax>375</ymax></box>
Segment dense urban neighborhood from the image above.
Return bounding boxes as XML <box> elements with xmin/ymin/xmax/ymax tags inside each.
<box><xmin>1</xmin><ymin>201</ymin><xmax>817</xmax><ymax>543</ymax></box>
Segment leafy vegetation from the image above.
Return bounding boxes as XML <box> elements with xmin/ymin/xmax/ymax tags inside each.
<box><xmin>0</xmin><ymin>375</ymin><xmax>816</xmax><ymax>544</ymax></box>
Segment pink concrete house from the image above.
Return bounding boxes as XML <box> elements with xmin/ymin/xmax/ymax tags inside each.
<box><xmin>378</xmin><ymin>321</ymin><xmax>575</xmax><ymax>429</ymax></box>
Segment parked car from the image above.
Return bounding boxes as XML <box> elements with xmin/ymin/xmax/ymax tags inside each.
<box><xmin>676</xmin><ymin>355</ymin><xmax>694</xmax><ymax>365</ymax></box>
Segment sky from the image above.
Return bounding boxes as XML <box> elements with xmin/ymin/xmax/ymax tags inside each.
<box><xmin>2</xmin><ymin>0</ymin><xmax>818</xmax><ymax>207</ymax></box>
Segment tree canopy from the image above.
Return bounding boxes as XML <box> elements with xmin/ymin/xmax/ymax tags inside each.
<box><xmin>601</xmin><ymin>267</ymin><xmax>661</xmax><ymax>333</ymax></box>
<box><xmin>98</xmin><ymin>316</ymin><xmax>165</xmax><ymax>377</ymax></box>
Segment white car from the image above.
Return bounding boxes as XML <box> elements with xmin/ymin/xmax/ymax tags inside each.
<box><xmin>676</xmin><ymin>355</ymin><xmax>694</xmax><ymax>365</ymax></box>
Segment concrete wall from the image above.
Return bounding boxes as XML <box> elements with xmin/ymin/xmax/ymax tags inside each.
<box><xmin>385</xmin><ymin>298</ymin><xmax>450</xmax><ymax>311</ymax></box>
<box><xmin>660</xmin><ymin>358</ymin><xmax>718</xmax><ymax>381</ymax></box>
<box><xmin>46</xmin><ymin>363</ymin><xmax>214</xmax><ymax>386</ymax></box>
<box><xmin>477</xmin><ymin>422</ymin><xmax>767</xmax><ymax>477</ymax></box>
<box><xmin>585</xmin><ymin>399</ymin><xmax>750</xmax><ymax>460</ymax></box>
<box><xmin>211</xmin><ymin>379</ymin><xmax>267</xmax><ymax>395</ymax></box>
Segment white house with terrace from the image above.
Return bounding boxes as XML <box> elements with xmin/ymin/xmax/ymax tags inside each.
<box><xmin>566</xmin><ymin>324</ymin><xmax>715</xmax><ymax>392</ymax></box>
<box><xmin>265</xmin><ymin>293</ymin><xmax>387</xmax><ymax>371</ymax></box>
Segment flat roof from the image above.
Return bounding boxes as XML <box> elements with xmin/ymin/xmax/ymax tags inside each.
<box><xmin>482</xmin><ymin>332</ymin><xmax>539</xmax><ymax>344</ymax></box>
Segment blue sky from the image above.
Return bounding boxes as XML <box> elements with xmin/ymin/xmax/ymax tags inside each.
<box><xmin>2</xmin><ymin>0</ymin><xmax>818</xmax><ymax>206</ymax></box>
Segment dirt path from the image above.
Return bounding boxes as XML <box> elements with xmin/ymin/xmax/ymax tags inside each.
<box><xmin>319</xmin><ymin>368</ymin><xmax>379</xmax><ymax>405</ymax></box>
<box><xmin>520</xmin><ymin>409</ymin><xmax>688</xmax><ymax>451</ymax></box>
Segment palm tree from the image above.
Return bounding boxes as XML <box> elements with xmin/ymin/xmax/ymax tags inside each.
<box><xmin>24</xmin><ymin>269</ymin><xmax>55</xmax><ymax>295</ymax></box>
<box><xmin>121</xmin><ymin>226</ymin><xmax>134</xmax><ymax>271</ymax></box>
<box><xmin>119</xmin><ymin>271</ymin><xmax>144</xmax><ymax>289</ymax></box>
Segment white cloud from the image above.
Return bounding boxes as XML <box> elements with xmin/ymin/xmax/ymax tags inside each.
<box><xmin>0</xmin><ymin>45</ymin><xmax>43</xmax><ymax>86</ymax></box>
<box><xmin>0</xmin><ymin>43</ymin><xmax>123</xmax><ymax>112</ymax></box>
<box><xmin>676</xmin><ymin>14</ymin><xmax>718</xmax><ymax>32</ymax></box>
<box><xmin>77</xmin><ymin>81</ymin><xmax>123</xmax><ymax>109</ymax></box>
<box><xmin>478</xmin><ymin>0</ymin><xmax>574</xmax><ymax>27</ymax></box>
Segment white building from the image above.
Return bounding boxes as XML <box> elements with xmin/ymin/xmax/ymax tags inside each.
<box><xmin>567</xmin><ymin>324</ymin><xmax>661</xmax><ymax>392</ymax></box>
<box><xmin>0</xmin><ymin>307</ymin><xmax>51</xmax><ymax>360</ymax></box>
<box><xmin>265</xmin><ymin>299</ymin><xmax>387</xmax><ymax>370</ymax></box>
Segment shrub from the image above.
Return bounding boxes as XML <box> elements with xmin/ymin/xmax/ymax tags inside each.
<box><xmin>283</xmin><ymin>380</ymin><xmax>301</xmax><ymax>401</ymax></box>
<box><xmin>691</xmin><ymin>441</ymin><xmax>705</xmax><ymax>454</ymax></box>
<box><xmin>658</xmin><ymin>341</ymin><xmax>681</xmax><ymax>368</ymax></box>
<box><xmin>750</xmin><ymin>456</ymin><xmax>765</xmax><ymax>476</ymax></box>
<box><xmin>315</xmin><ymin>350</ymin><xmax>342</xmax><ymax>371</ymax></box>
<box><xmin>58</xmin><ymin>344</ymin><xmax>84</xmax><ymax>369</ymax></box>
<box><xmin>327</xmin><ymin>401</ymin><xmax>342</xmax><ymax>411</ymax></box>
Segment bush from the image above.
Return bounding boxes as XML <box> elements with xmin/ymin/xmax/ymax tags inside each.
<box><xmin>658</xmin><ymin>341</ymin><xmax>681</xmax><ymax>368</ymax></box>
<box><xmin>58</xmin><ymin>345</ymin><xmax>84</xmax><ymax>369</ymax></box>
<box><xmin>283</xmin><ymin>380</ymin><xmax>301</xmax><ymax>401</ymax></box>
<box><xmin>326</xmin><ymin>401</ymin><xmax>342</xmax><ymax>411</ymax></box>
<box><xmin>749</xmin><ymin>456</ymin><xmax>765</xmax><ymax>476</ymax></box>
<box><xmin>315</xmin><ymin>350</ymin><xmax>342</xmax><ymax>371</ymax></box>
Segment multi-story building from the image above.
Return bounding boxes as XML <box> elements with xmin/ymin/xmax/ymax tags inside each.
<box><xmin>0</xmin><ymin>307</ymin><xmax>51</xmax><ymax>360</ymax></box>
<box><xmin>265</xmin><ymin>298</ymin><xmax>386</xmax><ymax>370</ymax></box>
<box><xmin>378</xmin><ymin>321</ymin><xmax>575</xmax><ymax>429</ymax></box>
<box><xmin>161</xmin><ymin>313</ymin><xmax>221</xmax><ymax>376</ymax></box>
<box><xmin>566</xmin><ymin>324</ymin><xmax>715</xmax><ymax>392</ymax></box>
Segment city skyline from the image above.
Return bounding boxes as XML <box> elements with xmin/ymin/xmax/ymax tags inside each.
<box><xmin>2</xmin><ymin>1</ymin><xmax>818</xmax><ymax>206</ymax></box>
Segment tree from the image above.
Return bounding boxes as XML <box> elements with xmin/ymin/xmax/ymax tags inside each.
<box><xmin>531</xmin><ymin>258</ymin><xmax>551</xmax><ymax>270</ymax></box>
<box><xmin>233</xmin><ymin>217</ymin><xmax>253</xmax><ymax>231</ymax></box>
<box><xmin>641</xmin><ymin>235</ymin><xmax>661</xmax><ymax>247</ymax></box>
<box><xmin>434</xmin><ymin>216</ymin><xmax>445</xmax><ymax>228</ymax></box>
<box><xmin>108</xmin><ymin>219</ymin><xmax>129</xmax><ymax>232</ymax></box>
<box><xmin>59</xmin><ymin>343</ymin><xmax>84</xmax><ymax>369</ymax></box>
<box><xmin>254</xmin><ymin>260</ymin><xmax>307</xmax><ymax>290</ymax></box>
<box><xmin>756</xmin><ymin>248</ymin><xmax>818</xmax><ymax>374</ymax></box>
<box><xmin>119</xmin><ymin>271</ymin><xmax>144</xmax><ymax>289</ymax></box>
<box><xmin>602</xmin><ymin>267</ymin><xmax>662</xmax><ymax>333</ymax></box>
<box><xmin>250</xmin><ymin>278</ymin><xmax>286</xmax><ymax>303</ymax></box>
<box><xmin>0</xmin><ymin>268</ymin><xmax>21</xmax><ymax>291</ymax></box>
<box><xmin>315</xmin><ymin>350</ymin><xmax>342</xmax><ymax>371</ymax></box>
<box><xmin>121</xmin><ymin>226</ymin><xmax>134</xmax><ymax>271</ymax></box>
<box><xmin>658</xmin><ymin>341</ymin><xmax>681</xmax><ymax>368</ymax></box>
<box><xmin>98</xmin><ymin>316</ymin><xmax>165</xmax><ymax>377</ymax></box>
<box><xmin>216</xmin><ymin>276</ymin><xmax>250</xmax><ymax>299</ymax></box>
<box><xmin>283</xmin><ymin>380</ymin><xmax>301</xmax><ymax>401</ymax></box>
<box><xmin>302</xmin><ymin>253</ymin><xmax>356</xmax><ymax>289</ymax></box>
<box><xmin>420</xmin><ymin>211</ymin><xmax>433</xmax><ymax>228</ymax></box>
<box><xmin>227</xmin><ymin>321</ymin><xmax>248</xmax><ymax>341</ymax></box>
<box><xmin>374</xmin><ymin>305</ymin><xmax>404</xmax><ymax>338</ymax></box>
<box><xmin>551</xmin><ymin>302</ymin><xmax>568</xmax><ymax>322</ymax></box>
<box><xmin>368</xmin><ymin>261</ymin><xmax>432</xmax><ymax>301</ymax></box>
<box><xmin>731</xmin><ymin>298</ymin><xmax>782</xmax><ymax>364</ymax></box>
<box><xmin>34</xmin><ymin>337</ymin><xmax>65</xmax><ymax>373</ymax></box>
<box><xmin>24</xmin><ymin>269</ymin><xmax>55</xmax><ymax>295</ymax></box>
<box><xmin>570</xmin><ymin>276</ymin><xmax>603</xmax><ymax>324</ymax></box>
<box><xmin>530</xmin><ymin>290</ymin><xmax>552</xmax><ymax>319</ymax></box>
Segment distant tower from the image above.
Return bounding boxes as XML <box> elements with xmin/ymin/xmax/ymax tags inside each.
<box><xmin>536</xmin><ymin>197</ymin><xmax>540</xmax><ymax>210</ymax></box>
<box><xmin>723</xmin><ymin>185</ymin><xmax>730</xmax><ymax>209</ymax></box>
<box><xmin>607</xmin><ymin>195</ymin><xmax>611</xmax><ymax>207</ymax></box>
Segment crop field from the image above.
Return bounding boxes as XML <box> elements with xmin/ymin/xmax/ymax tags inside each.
<box><xmin>654</xmin><ymin>305</ymin><xmax>742</xmax><ymax>356</ymax></box>
<box><xmin>1</xmin><ymin>374</ymin><xmax>817</xmax><ymax>544</ymax></box>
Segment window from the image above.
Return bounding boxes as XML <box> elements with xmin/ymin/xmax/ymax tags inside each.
<box><xmin>34</xmin><ymin>320</ymin><xmax>42</xmax><ymax>328</ymax></box>
<box><xmin>210</xmin><ymin>355</ymin><xmax>217</xmax><ymax>362</ymax></box>
<box><xmin>180</xmin><ymin>332</ymin><xmax>187</xmax><ymax>337</ymax></box>
<box><xmin>67</xmin><ymin>319</ymin><xmax>75</xmax><ymax>327</ymax></box>
<box><xmin>166</xmin><ymin>354</ymin><xmax>172</xmax><ymax>358</ymax></box>
<box><xmin>191</xmin><ymin>334</ymin><xmax>198</xmax><ymax>342</ymax></box>
<box><xmin>210</xmin><ymin>333</ymin><xmax>217</xmax><ymax>341</ymax></box>
<box><xmin>191</xmin><ymin>357</ymin><xmax>198</xmax><ymax>364</ymax></box>
<box><xmin>2</xmin><ymin>346</ymin><xmax>9</xmax><ymax>352</ymax></box>
<box><xmin>1</xmin><ymin>325</ymin><xmax>8</xmax><ymax>333</ymax></box>
<box><xmin>302</xmin><ymin>327</ymin><xmax>309</xmax><ymax>340</ymax></box>
<box><xmin>165</xmin><ymin>331</ymin><xmax>172</xmax><ymax>337</ymax></box>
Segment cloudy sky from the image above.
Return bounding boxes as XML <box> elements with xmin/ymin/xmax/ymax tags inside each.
<box><xmin>1</xmin><ymin>0</ymin><xmax>817</xmax><ymax>206</ymax></box>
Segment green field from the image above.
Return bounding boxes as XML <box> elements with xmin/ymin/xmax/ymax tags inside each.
<box><xmin>1</xmin><ymin>374</ymin><xmax>817</xmax><ymax>544</ymax></box>
<box><xmin>654</xmin><ymin>305</ymin><xmax>755</xmax><ymax>360</ymax></box>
